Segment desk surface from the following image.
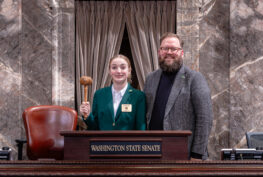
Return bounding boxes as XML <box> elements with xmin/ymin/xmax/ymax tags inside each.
<box><xmin>1</xmin><ymin>160</ymin><xmax>263</xmax><ymax>176</ymax></box>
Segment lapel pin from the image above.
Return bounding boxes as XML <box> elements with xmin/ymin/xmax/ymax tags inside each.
<box><xmin>129</xmin><ymin>89</ymin><xmax>132</xmax><ymax>92</ymax></box>
<box><xmin>181</xmin><ymin>75</ymin><xmax>185</xmax><ymax>79</ymax></box>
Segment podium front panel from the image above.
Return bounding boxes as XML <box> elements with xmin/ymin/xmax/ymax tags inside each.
<box><xmin>61</xmin><ymin>130</ymin><xmax>191</xmax><ymax>161</ymax></box>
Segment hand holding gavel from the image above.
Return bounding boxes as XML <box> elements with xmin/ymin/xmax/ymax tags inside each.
<box><xmin>80</xmin><ymin>76</ymin><xmax>92</xmax><ymax>119</ymax></box>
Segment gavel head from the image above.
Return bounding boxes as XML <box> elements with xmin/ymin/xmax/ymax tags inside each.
<box><xmin>80</xmin><ymin>76</ymin><xmax>93</xmax><ymax>86</ymax></box>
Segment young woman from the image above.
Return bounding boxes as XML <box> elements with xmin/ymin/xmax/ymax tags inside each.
<box><xmin>80</xmin><ymin>54</ymin><xmax>146</xmax><ymax>130</ymax></box>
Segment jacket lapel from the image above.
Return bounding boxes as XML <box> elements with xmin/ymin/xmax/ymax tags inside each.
<box><xmin>164</xmin><ymin>66</ymin><xmax>186</xmax><ymax>118</ymax></box>
<box><xmin>115</xmin><ymin>84</ymin><xmax>132</xmax><ymax>121</ymax></box>
<box><xmin>148</xmin><ymin>70</ymin><xmax>162</xmax><ymax>120</ymax></box>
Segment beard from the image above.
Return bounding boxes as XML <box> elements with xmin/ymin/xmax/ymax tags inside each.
<box><xmin>159</xmin><ymin>55</ymin><xmax>183</xmax><ymax>73</ymax></box>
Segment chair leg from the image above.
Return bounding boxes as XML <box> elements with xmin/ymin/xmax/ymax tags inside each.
<box><xmin>15</xmin><ymin>139</ymin><xmax>27</xmax><ymax>160</ymax></box>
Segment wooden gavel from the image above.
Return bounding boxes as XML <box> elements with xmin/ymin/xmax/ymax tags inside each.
<box><xmin>80</xmin><ymin>76</ymin><xmax>93</xmax><ymax>102</ymax></box>
<box><xmin>80</xmin><ymin>76</ymin><xmax>93</xmax><ymax>118</ymax></box>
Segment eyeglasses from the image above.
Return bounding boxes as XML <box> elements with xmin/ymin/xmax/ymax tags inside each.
<box><xmin>160</xmin><ymin>47</ymin><xmax>182</xmax><ymax>53</ymax></box>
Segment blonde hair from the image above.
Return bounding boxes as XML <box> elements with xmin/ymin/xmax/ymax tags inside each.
<box><xmin>109</xmin><ymin>54</ymin><xmax>132</xmax><ymax>83</ymax></box>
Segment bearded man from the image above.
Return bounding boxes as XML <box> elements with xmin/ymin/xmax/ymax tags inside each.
<box><xmin>144</xmin><ymin>32</ymin><xmax>213</xmax><ymax>160</ymax></box>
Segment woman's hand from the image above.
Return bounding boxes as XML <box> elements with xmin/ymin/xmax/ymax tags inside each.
<box><xmin>80</xmin><ymin>101</ymin><xmax>90</xmax><ymax>119</ymax></box>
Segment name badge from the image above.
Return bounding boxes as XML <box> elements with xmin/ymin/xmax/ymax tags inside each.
<box><xmin>122</xmin><ymin>104</ymin><xmax>132</xmax><ymax>112</ymax></box>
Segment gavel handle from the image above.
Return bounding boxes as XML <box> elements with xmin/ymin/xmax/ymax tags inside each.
<box><xmin>84</xmin><ymin>86</ymin><xmax>88</xmax><ymax>102</ymax></box>
<box><xmin>83</xmin><ymin>85</ymin><xmax>88</xmax><ymax>118</ymax></box>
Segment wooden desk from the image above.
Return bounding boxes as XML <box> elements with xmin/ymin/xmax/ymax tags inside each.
<box><xmin>1</xmin><ymin>160</ymin><xmax>263</xmax><ymax>176</ymax></box>
<box><xmin>61</xmin><ymin>130</ymin><xmax>192</xmax><ymax>161</ymax></box>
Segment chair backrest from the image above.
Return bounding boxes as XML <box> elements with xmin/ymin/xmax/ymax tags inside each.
<box><xmin>23</xmin><ymin>105</ymin><xmax>78</xmax><ymax>160</ymax></box>
<box><xmin>246</xmin><ymin>132</ymin><xmax>263</xmax><ymax>149</ymax></box>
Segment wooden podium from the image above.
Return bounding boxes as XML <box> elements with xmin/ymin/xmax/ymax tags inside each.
<box><xmin>61</xmin><ymin>130</ymin><xmax>191</xmax><ymax>161</ymax></box>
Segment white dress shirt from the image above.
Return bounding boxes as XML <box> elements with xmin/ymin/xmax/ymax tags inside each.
<box><xmin>112</xmin><ymin>84</ymin><xmax>128</xmax><ymax>117</ymax></box>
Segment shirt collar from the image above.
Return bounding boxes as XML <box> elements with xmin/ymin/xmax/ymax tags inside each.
<box><xmin>112</xmin><ymin>83</ymin><xmax>128</xmax><ymax>97</ymax></box>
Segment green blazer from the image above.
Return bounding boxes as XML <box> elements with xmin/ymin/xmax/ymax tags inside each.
<box><xmin>83</xmin><ymin>84</ymin><xmax>146</xmax><ymax>130</ymax></box>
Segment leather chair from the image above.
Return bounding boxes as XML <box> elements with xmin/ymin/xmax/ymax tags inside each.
<box><xmin>21</xmin><ymin>105</ymin><xmax>78</xmax><ymax>160</ymax></box>
<box><xmin>246</xmin><ymin>132</ymin><xmax>263</xmax><ymax>149</ymax></box>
